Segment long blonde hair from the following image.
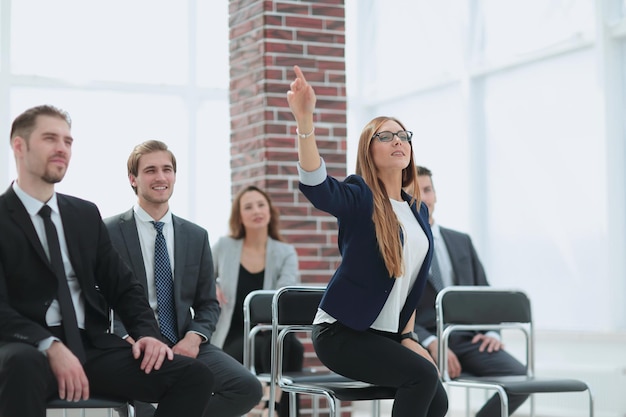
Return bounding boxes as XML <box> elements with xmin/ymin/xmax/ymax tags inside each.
<box><xmin>355</xmin><ymin>116</ymin><xmax>420</xmax><ymax>278</ymax></box>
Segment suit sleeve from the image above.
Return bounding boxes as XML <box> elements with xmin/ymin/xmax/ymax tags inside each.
<box><xmin>0</xmin><ymin>258</ymin><xmax>54</xmax><ymax>346</ymax></box>
<box><xmin>275</xmin><ymin>244</ymin><xmax>300</xmax><ymax>287</ymax></box>
<box><xmin>186</xmin><ymin>229</ymin><xmax>220</xmax><ymax>342</ymax></box>
<box><xmin>211</xmin><ymin>237</ymin><xmax>223</xmax><ymax>282</ymax></box>
<box><xmin>468</xmin><ymin>236</ymin><xmax>489</xmax><ymax>286</ymax></box>
<box><xmin>102</xmin><ymin>216</ymin><xmax>134</xmax><ymax>340</ymax></box>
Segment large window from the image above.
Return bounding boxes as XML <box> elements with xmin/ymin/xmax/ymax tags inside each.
<box><xmin>3</xmin><ymin>0</ymin><xmax>625</xmax><ymax>333</ymax></box>
<box><xmin>0</xmin><ymin>0</ymin><xmax>231</xmax><ymax>242</ymax></box>
<box><xmin>347</xmin><ymin>0</ymin><xmax>626</xmax><ymax>333</ymax></box>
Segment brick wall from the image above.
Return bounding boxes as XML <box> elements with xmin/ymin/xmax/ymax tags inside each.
<box><xmin>228</xmin><ymin>0</ymin><xmax>346</xmax><ymax>286</ymax></box>
<box><xmin>229</xmin><ymin>2</ymin><xmax>348</xmax><ymax>415</ymax></box>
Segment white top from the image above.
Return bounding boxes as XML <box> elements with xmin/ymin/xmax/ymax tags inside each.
<box><xmin>370</xmin><ymin>199</ymin><xmax>428</xmax><ymax>332</ymax></box>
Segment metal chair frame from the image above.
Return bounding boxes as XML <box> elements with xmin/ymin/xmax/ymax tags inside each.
<box><xmin>243</xmin><ymin>289</ymin><xmax>333</xmax><ymax>417</ymax></box>
<box><xmin>47</xmin><ymin>396</ymin><xmax>133</xmax><ymax>417</ymax></box>
<box><xmin>436</xmin><ymin>286</ymin><xmax>594</xmax><ymax>417</ymax></box>
<box><xmin>268</xmin><ymin>286</ymin><xmax>396</xmax><ymax>417</ymax></box>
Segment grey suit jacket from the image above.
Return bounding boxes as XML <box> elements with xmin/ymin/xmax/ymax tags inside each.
<box><xmin>414</xmin><ymin>225</ymin><xmax>488</xmax><ymax>342</ymax></box>
<box><xmin>104</xmin><ymin>209</ymin><xmax>220</xmax><ymax>342</ymax></box>
<box><xmin>210</xmin><ymin>235</ymin><xmax>299</xmax><ymax>348</ymax></box>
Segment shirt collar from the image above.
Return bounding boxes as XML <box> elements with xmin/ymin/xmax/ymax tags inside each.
<box><xmin>12</xmin><ymin>181</ymin><xmax>60</xmax><ymax>216</ymax></box>
<box><xmin>133</xmin><ymin>203</ymin><xmax>172</xmax><ymax>224</ymax></box>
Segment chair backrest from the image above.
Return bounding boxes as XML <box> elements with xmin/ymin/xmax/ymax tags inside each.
<box><xmin>435</xmin><ymin>286</ymin><xmax>533</xmax><ymax>381</ymax></box>
<box><xmin>273</xmin><ymin>286</ymin><xmax>326</xmax><ymax>327</ymax></box>
<box><xmin>437</xmin><ymin>286</ymin><xmax>532</xmax><ymax>325</ymax></box>
<box><xmin>268</xmin><ymin>286</ymin><xmax>326</xmax><ymax>396</ymax></box>
<box><xmin>243</xmin><ymin>289</ymin><xmax>276</xmax><ymax>372</ymax></box>
<box><xmin>246</xmin><ymin>290</ymin><xmax>276</xmax><ymax>325</ymax></box>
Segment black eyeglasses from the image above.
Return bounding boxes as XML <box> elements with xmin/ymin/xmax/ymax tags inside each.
<box><xmin>372</xmin><ymin>130</ymin><xmax>413</xmax><ymax>142</ymax></box>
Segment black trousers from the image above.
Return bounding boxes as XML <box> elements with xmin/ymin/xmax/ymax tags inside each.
<box><xmin>449</xmin><ymin>331</ymin><xmax>528</xmax><ymax>417</ymax></box>
<box><xmin>0</xmin><ymin>341</ymin><xmax>214</xmax><ymax>417</ymax></box>
<box><xmin>223</xmin><ymin>332</ymin><xmax>304</xmax><ymax>417</ymax></box>
<box><xmin>123</xmin><ymin>342</ymin><xmax>263</xmax><ymax>417</ymax></box>
<box><xmin>312</xmin><ymin>322</ymin><xmax>448</xmax><ymax>417</ymax></box>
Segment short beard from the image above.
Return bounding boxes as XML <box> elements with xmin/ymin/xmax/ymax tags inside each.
<box><xmin>42</xmin><ymin>170</ymin><xmax>64</xmax><ymax>184</ymax></box>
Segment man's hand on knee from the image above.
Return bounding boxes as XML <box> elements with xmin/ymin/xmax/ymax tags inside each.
<box><xmin>47</xmin><ymin>341</ymin><xmax>90</xmax><ymax>402</ymax></box>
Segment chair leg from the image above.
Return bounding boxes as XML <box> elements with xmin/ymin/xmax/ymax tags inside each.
<box><xmin>268</xmin><ymin>383</ymin><xmax>277</xmax><ymax>417</ymax></box>
<box><xmin>289</xmin><ymin>392</ymin><xmax>297</xmax><ymax>417</ymax></box>
<box><xmin>494</xmin><ymin>386</ymin><xmax>509</xmax><ymax>417</ymax></box>
<box><xmin>329</xmin><ymin>397</ymin><xmax>340</xmax><ymax>417</ymax></box>
<box><xmin>372</xmin><ymin>399</ymin><xmax>380</xmax><ymax>417</ymax></box>
<box><xmin>312</xmin><ymin>395</ymin><xmax>320</xmax><ymax>417</ymax></box>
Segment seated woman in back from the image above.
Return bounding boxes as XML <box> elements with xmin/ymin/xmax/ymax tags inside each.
<box><xmin>211</xmin><ymin>185</ymin><xmax>302</xmax><ymax>417</ymax></box>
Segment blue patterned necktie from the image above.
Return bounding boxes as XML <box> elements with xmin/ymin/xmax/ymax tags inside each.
<box><xmin>429</xmin><ymin>253</ymin><xmax>445</xmax><ymax>293</ymax></box>
<box><xmin>151</xmin><ymin>221</ymin><xmax>178</xmax><ymax>344</ymax></box>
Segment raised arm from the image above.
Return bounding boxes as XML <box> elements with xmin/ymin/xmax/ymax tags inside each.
<box><xmin>287</xmin><ymin>65</ymin><xmax>321</xmax><ymax>172</ymax></box>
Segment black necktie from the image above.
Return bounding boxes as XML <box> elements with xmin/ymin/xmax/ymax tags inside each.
<box><xmin>429</xmin><ymin>253</ymin><xmax>445</xmax><ymax>293</ymax></box>
<box><xmin>151</xmin><ymin>221</ymin><xmax>178</xmax><ymax>344</ymax></box>
<box><xmin>39</xmin><ymin>205</ymin><xmax>86</xmax><ymax>363</ymax></box>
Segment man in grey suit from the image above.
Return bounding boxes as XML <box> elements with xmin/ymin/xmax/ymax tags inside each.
<box><xmin>105</xmin><ymin>140</ymin><xmax>262</xmax><ymax>417</ymax></box>
<box><xmin>414</xmin><ymin>166</ymin><xmax>528</xmax><ymax>417</ymax></box>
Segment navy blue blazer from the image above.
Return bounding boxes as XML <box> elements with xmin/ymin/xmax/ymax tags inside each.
<box><xmin>299</xmin><ymin>174</ymin><xmax>433</xmax><ymax>333</ymax></box>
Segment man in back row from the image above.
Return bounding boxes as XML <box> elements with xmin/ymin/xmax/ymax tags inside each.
<box><xmin>414</xmin><ymin>165</ymin><xmax>528</xmax><ymax>417</ymax></box>
<box><xmin>104</xmin><ymin>140</ymin><xmax>262</xmax><ymax>417</ymax></box>
<box><xmin>0</xmin><ymin>105</ymin><xmax>214</xmax><ymax>417</ymax></box>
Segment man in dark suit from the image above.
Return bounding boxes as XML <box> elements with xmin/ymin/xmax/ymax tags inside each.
<box><xmin>104</xmin><ymin>140</ymin><xmax>262</xmax><ymax>417</ymax></box>
<box><xmin>414</xmin><ymin>166</ymin><xmax>528</xmax><ymax>417</ymax></box>
<box><xmin>0</xmin><ymin>105</ymin><xmax>214</xmax><ymax>417</ymax></box>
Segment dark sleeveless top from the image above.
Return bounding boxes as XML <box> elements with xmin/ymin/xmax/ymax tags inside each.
<box><xmin>224</xmin><ymin>264</ymin><xmax>264</xmax><ymax>344</ymax></box>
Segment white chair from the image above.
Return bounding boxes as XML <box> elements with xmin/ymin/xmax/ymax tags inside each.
<box><xmin>268</xmin><ymin>286</ymin><xmax>396</xmax><ymax>417</ymax></box>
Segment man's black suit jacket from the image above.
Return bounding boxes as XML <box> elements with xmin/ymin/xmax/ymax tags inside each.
<box><xmin>0</xmin><ymin>186</ymin><xmax>160</xmax><ymax>349</ymax></box>
<box><xmin>414</xmin><ymin>226</ymin><xmax>489</xmax><ymax>342</ymax></box>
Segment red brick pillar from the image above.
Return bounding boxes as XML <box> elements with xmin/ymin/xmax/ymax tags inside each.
<box><xmin>228</xmin><ymin>0</ymin><xmax>346</xmax><ymax>286</ymax></box>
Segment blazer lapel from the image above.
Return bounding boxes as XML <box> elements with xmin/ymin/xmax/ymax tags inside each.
<box><xmin>263</xmin><ymin>238</ymin><xmax>276</xmax><ymax>289</ymax></box>
<box><xmin>6</xmin><ymin>186</ymin><xmax>52</xmax><ymax>270</ymax></box>
<box><xmin>172</xmin><ymin>215</ymin><xmax>186</xmax><ymax>300</ymax></box>
<box><xmin>57</xmin><ymin>196</ymin><xmax>85</xmax><ymax>279</ymax></box>
<box><xmin>407</xmin><ymin>197</ymin><xmax>434</xmax><ymax>264</ymax></box>
<box><xmin>118</xmin><ymin>210</ymin><xmax>149</xmax><ymax>290</ymax></box>
<box><xmin>439</xmin><ymin>227</ymin><xmax>468</xmax><ymax>285</ymax></box>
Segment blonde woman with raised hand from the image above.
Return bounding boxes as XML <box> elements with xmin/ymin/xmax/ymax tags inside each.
<box><xmin>287</xmin><ymin>65</ymin><xmax>448</xmax><ymax>417</ymax></box>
